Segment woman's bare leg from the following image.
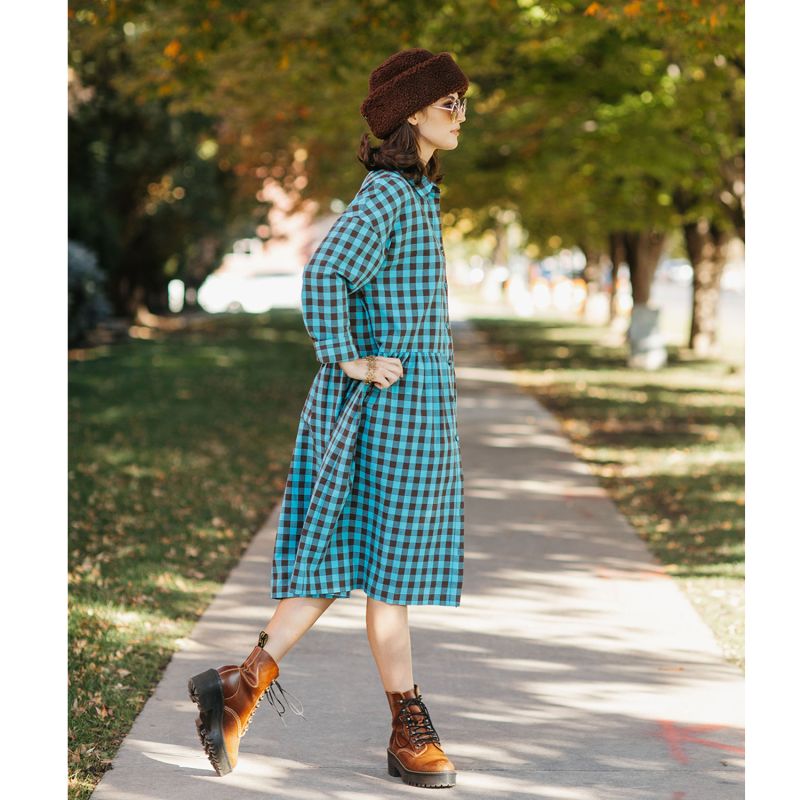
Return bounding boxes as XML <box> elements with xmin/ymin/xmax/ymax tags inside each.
<box><xmin>365</xmin><ymin>596</ymin><xmax>414</xmax><ymax>692</ymax></box>
<box><xmin>262</xmin><ymin>597</ymin><xmax>336</xmax><ymax>663</ymax></box>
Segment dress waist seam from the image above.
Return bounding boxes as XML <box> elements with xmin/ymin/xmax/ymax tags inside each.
<box><xmin>373</xmin><ymin>349</ymin><xmax>453</xmax><ymax>363</ymax></box>
<box><xmin>377</xmin><ymin>349</ymin><xmax>450</xmax><ymax>356</ymax></box>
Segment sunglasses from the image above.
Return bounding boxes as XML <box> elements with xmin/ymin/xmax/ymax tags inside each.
<box><xmin>431</xmin><ymin>94</ymin><xmax>467</xmax><ymax>122</ymax></box>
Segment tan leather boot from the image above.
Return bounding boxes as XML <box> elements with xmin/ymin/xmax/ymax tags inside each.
<box><xmin>188</xmin><ymin>630</ymin><xmax>305</xmax><ymax>775</ymax></box>
<box><xmin>385</xmin><ymin>684</ymin><xmax>456</xmax><ymax>788</ymax></box>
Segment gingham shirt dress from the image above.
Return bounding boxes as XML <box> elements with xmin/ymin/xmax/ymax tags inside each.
<box><xmin>271</xmin><ymin>168</ymin><xmax>464</xmax><ymax>606</ymax></box>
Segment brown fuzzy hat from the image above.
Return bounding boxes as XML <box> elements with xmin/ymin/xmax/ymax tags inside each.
<box><xmin>360</xmin><ymin>48</ymin><xmax>469</xmax><ymax>140</ymax></box>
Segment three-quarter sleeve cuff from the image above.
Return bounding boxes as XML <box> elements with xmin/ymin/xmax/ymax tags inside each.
<box><xmin>313</xmin><ymin>335</ymin><xmax>361</xmax><ymax>365</ymax></box>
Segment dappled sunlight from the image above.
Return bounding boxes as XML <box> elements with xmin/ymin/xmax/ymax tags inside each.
<box><xmin>466</xmin><ymin>476</ymin><xmax>607</xmax><ymax>499</ymax></box>
<box><xmin>468</xmin><ymin>317</ymin><xmax>744</xmax><ymax>671</ymax></box>
<box><xmin>454</xmin><ymin>417</ymin><xmax>576</xmax><ymax>454</ymax></box>
<box><xmin>127</xmin><ymin>737</ymin><xmax>319</xmax><ymax>784</ymax></box>
<box><xmin>70</xmin><ymin>311</ymin><xmax>744</xmax><ymax>798</ymax></box>
<box><xmin>79</xmin><ymin>314</ymin><xmax>743</xmax><ymax>800</ymax></box>
<box><xmin>456</xmin><ymin>364</ymin><xmax>526</xmax><ymax>386</ymax></box>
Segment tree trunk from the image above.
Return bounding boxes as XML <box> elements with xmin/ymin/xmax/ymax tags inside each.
<box><xmin>684</xmin><ymin>219</ymin><xmax>732</xmax><ymax>356</ymax></box>
<box><xmin>623</xmin><ymin>229</ymin><xmax>665</xmax><ymax>306</ymax></box>
<box><xmin>493</xmin><ymin>219</ymin><xmax>510</xmax><ymax>294</ymax></box>
<box><xmin>579</xmin><ymin>240</ymin><xmax>608</xmax><ymax>322</ymax></box>
<box><xmin>146</xmin><ymin>285</ymin><xmax>169</xmax><ymax>315</ymax></box>
<box><xmin>109</xmin><ymin>274</ymin><xmax>147</xmax><ymax>321</ymax></box>
<box><xmin>622</xmin><ymin>229</ymin><xmax>667</xmax><ymax>369</ymax></box>
<box><xmin>608</xmin><ymin>231</ymin><xmax>626</xmax><ymax>324</ymax></box>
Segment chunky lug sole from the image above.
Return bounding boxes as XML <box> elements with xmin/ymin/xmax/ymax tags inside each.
<box><xmin>387</xmin><ymin>748</ymin><xmax>456</xmax><ymax>788</ymax></box>
<box><xmin>188</xmin><ymin>668</ymin><xmax>233</xmax><ymax>776</ymax></box>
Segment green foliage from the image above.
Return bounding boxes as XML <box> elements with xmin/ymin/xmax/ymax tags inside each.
<box><xmin>439</xmin><ymin>1</ymin><xmax>744</xmax><ymax>251</ymax></box>
<box><xmin>68</xmin><ymin>0</ymin><xmax>743</xmax><ymax>305</ymax></box>
<box><xmin>69</xmin><ymin>5</ymin><xmax>261</xmax><ymax>317</ymax></box>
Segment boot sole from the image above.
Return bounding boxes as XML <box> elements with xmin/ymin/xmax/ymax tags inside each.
<box><xmin>188</xmin><ymin>668</ymin><xmax>233</xmax><ymax>776</ymax></box>
<box><xmin>387</xmin><ymin>749</ymin><xmax>456</xmax><ymax>788</ymax></box>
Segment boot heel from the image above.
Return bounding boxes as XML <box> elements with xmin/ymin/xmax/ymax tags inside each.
<box><xmin>189</xmin><ymin>668</ymin><xmax>222</xmax><ymax>713</ymax></box>
<box><xmin>188</xmin><ymin>668</ymin><xmax>232</xmax><ymax>776</ymax></box>
<box><xmin>387</xmin><ymin>750</ymin><xmax>401</xmax><ymax>777</ymax></box>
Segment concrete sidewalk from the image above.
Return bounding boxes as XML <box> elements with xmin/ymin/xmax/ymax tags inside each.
<box><xmin>92</xmin><ymin>318</ymin><xmax>744</xmax><ymax>800</ymax></box>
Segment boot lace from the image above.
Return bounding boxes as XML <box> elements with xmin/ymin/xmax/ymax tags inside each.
<box><xmin>265</xmin><ymin>679</ymin><xmax>306</xmax><ymax>729</ymax></box>
<box><xmin>398</xmin><ymin>694</ymin><xmax>441</xmax><ymax>747</ymax></box>
<box><xmin>241</xmin><ymin>679</ymin><xmax>306</xmax><ymax>735</ymax></box>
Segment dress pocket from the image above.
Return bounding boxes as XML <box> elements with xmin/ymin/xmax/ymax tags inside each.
<box><xmin>299</xmin><ymin>369</ymin><xmax>325</xmax><ymax>426</ymax></box>
<box><xmin>441</xmin><ymin>364</ymin><xmax>459</xmax><ymax>444</ymax></box>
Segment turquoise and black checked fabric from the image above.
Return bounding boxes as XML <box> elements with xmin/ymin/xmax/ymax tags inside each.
<box><xmin>271</xmin><ymin>169</ymin><xmax>464</xmax><ymax>606</ymax></box>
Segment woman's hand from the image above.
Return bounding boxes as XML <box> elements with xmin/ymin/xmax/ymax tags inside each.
<box><xmin>338</xmin><ymin>356</ymin><xmax>404</xmax><ymax>389</ymax></box>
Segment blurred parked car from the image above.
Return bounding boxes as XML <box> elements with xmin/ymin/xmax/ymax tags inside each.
<box><xmin>656</xmin><ymin>258</ymin><xmax>694</xmax><ymax>284</ymax></box>
<box><xmin>198</xmin><ymin>270</ymin><xmax>303</xmax><ymax>314</ymax></box>
<box><xmin>721</xmin><ymin>261</ymin><xmax>745</xmax><ymax>293</ymax></box>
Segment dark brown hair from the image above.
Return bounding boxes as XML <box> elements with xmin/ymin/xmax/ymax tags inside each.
<box><xmin>357</xmin><ymin>115</ymin><xmax>443</xmax><ymax>189</ymax></box>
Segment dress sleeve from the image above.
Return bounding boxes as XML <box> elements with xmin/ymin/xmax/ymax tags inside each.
<box><xmin>301</xmin><ymin>174</ymin><xmax>403</xmax><ymax>364</ymax></box>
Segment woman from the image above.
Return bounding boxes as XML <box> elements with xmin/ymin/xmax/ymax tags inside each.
<box><xmin>188</xmin><ymin>48</ymin><xmax>469</xmax><ymax>790</ymax></box>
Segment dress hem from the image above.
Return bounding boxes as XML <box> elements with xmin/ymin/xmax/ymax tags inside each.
<box><xmin>271</xmin><ymin>585</ymin><xmax>460</xmax><ymax>607</ymax></box>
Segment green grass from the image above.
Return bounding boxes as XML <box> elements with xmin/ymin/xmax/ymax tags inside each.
<box><xmin>471</xmin><ymin>316</ymin><xmax>744</xmax><ymax>671</ymax></box>
<box><xmin>68</xmin><ymin>311</ymin><xmax>316</xmax><ymax>799</ymax></box>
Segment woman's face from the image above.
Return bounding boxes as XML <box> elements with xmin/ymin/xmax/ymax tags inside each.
<box><xmin>408</xmin><ymin>93</ymin><xmax>466</xmax><ymax>154</ymax></box>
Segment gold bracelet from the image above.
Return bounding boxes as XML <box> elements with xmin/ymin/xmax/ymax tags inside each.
<box><xmin>364</xmin><ymin>354</ymin><xmax>377</xmax><ymax>383</ymax></box>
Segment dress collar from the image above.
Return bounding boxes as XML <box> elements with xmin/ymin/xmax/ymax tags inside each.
<box><xmin>414</xmin><ymin>173</ymin><xmax>439</xmax><ymax>198</ymax></box>
<box><xmin>399</xmin><ymin>172</ymin><xmax>438</xmax><ymax>199</ymax></box>
<box><xmin>366</xmin><ymin>169</ymin><xmax>439</xmax><ymax>199</ymax></box>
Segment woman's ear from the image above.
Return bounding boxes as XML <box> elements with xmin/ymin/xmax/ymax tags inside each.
<box><xmin>408</xmin><ymin>105</ymin><xmax>428</xmax><ymax>126</ymax></box>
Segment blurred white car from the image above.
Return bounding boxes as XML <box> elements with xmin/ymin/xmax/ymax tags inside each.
<box><xmin>657</xmin><ymin>258</ymin><xmax>694</xmax><ymax>284</ymax></box>
<box><xmin>721</xmin><ymin>261</ymin><xmax>745</xmax><ymax>293</ymax></box>
<box><xmin>198</xmin><ymin>270</ymin><xmax>303</xmax><ymax>313</ymax></box>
